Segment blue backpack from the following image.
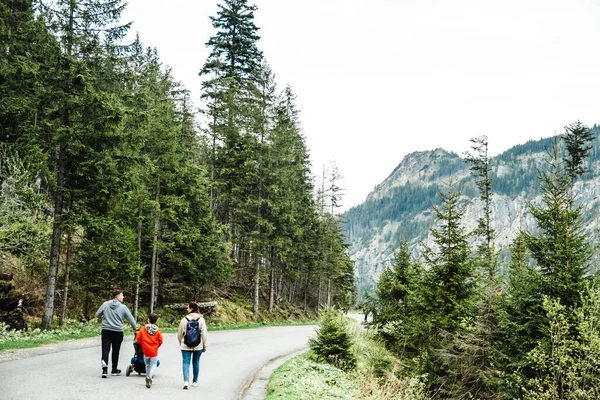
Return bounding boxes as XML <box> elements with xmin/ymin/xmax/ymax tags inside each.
<box><xmin>184</xmin><ymin>316</ymin><xmax>201</xmax><ymax>347</ymax></box>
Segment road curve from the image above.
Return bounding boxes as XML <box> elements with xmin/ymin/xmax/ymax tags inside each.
<box><xmin>0</xmin><ymin>325</ymin><xmax>316</xmax><ymax>400</ymax></box>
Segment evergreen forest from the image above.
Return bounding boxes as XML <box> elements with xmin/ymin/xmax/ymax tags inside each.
<box><xmin>5</xmin><ymin>1</ymin><xmax>600</xmax><ymax>398</ymax></box>
<box><xmin>0</xmin><ymin>0</ymin><xmax>355</xmax><ymax>329</ymax></box>
<box><xmin>371</xmin><ymin>124</ymin><xmax>600</xmax><ymax>398</ymax></box>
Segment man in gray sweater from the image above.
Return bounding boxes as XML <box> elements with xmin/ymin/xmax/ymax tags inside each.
<box><xmin>95</xmin><ymin>290</ymin><xmax>137</xmax><ymax>378</ymax></box>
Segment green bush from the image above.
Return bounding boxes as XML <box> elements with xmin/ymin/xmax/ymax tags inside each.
<box><xmin>368</xmin><ymin>344</ymin><xmax>393</xmax><ymax>377</ymax></box>
<box><xmin>309</xmin><ymin>308</ymin><xmax>356</xmax><ymax>371</ymax></box>
<box><xmin>524</xmin><ymin>290</ymin><xmax>600</xmax><ymax>400</ymax></box>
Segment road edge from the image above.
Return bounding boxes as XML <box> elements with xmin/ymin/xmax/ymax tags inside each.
<box><xmin>237</xmin><ymin>347</ymin><xmax>308</xmax><ymax>400</ymax></box>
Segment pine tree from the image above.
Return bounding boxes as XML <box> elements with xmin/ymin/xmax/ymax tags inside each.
<box><xmin>375</xmin><ymin>241</ymin><xmax>416</xmax><ymax>322</ymax></box>
<box><xmin>525</xmin><ymin>139</ymin><xmax>590</xmax><ymax>309</ymax></box>
<box><xmin>200</xmin><ymin>0</ymin><xmax>262</xmax><ymax>88</ymax></box>
<box><xmin>422</xmin><ymin>183</ymin><xmax>476</xmax><ymax>333</ymax></box>
<box><xmin>265</xmin><ymin>85</ymin><xmax>320</xmax><ymax>310</ymax></box>
<box><xmin>199</xmin><ymin>0</ymin><xmax>263</xmax><ymax>229</ymax></box>
<box><xmin>198</xmin><ymin>1</ymin><xmax>267</xmax><ymax>315</ymax></box>
<box><xmin>309</xmin><ymin>308</ymin><xmax>356</xmax><ymax>371</ymax></box>
<box><xmin>562</xmin><ymin>120</ymin><xmax>594</xmax><ymax>182</ymax></box>
<box><xmin>463</xmin><ymin>135</ymin><xmax>495</xmax><ymax>276</ymax></box>
<box><xmin>385</xmin><ymin>183</ymin><xmax>477</xmax><ymax>381</ymax></box>
<box><xmin>498</xmin><ymin>231</ymin><xmax>546</xmax><ymax>398</ymax></box>
<box><xmin>499</xmin><ymin>139</ymin><xmax>593</xmax><ymax>398</ymax></box>
<box><xmin>249</xmin><ymin>62</ymin><xmax>276</xmax><ymax>316</ymax></box>
<box><xmin>374</xmin><ymin>240</ymin><xmax>425</xmax><ymax>353</ymax></box>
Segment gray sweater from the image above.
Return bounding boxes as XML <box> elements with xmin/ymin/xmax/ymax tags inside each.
<box><xmin>95</xmin><ymin>300</ymin><xmax>137</xmax><ymax>332</ymax></box>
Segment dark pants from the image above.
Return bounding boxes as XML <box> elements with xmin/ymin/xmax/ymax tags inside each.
<box><xmin>101</xmin><ymin>330</ymin><xmax>124</xmax><ymax>371</ymax></box>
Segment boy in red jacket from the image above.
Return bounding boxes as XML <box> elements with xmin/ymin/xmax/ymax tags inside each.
<box><xmin>136</xmin><ymin>313</ymin><xmax>163</xmax><ymax>388</ymax></box>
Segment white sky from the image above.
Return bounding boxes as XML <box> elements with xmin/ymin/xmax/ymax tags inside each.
<box><xmin>122</xmin><ymin>0</ymin><xmax>600</xmax><ymax>212</ymax></box>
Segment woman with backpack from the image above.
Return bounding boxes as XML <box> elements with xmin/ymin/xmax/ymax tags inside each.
<box><xmin>177</xmin><ymin>301</ymin><xmax>208</xmax><ymax>389</ymax></box>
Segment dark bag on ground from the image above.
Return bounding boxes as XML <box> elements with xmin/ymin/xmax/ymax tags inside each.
<box><xmin>184</xmin><ymin>316</ymin><xmax>201</xmax><ymax>347</ymax></box>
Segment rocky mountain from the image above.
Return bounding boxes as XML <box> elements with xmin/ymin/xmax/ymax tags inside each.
<box><xmin>344</xmin><ymin>126</ymin><xmax>600</xmax><ymax>298</ymax></box>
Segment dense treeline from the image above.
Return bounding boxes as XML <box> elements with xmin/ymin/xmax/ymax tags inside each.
<box><xmin>0</xmin><ymin>0</ymin><xmax>355</xmax><ymax>329</ymax></box>
<box><xmin>374</xmin><ymin>125</ymin><xmax>600</xmax><ymax>398</ymax></box>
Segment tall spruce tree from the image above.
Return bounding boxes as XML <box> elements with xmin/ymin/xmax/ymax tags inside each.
<box><xmin>464</xmin><ymin>135</ymin><xmax>495</xmax><ymax>276</ymax></box>
<box><xmin>265</xmin><ymin>85</ymin><xmax>318</xmax><ymax>309</ymax></box>
<box><xmin>249</xmin><ymin>62</ymin><xmax>276</xmax><ymax>316</ymax></box>
<box><xmin>498</xmin><ymin>231</ymin><xmax>546</xmax><ymax>398</ymax></box>
<box><xmin>562</xmin><ymin>120</ymin><xmax>594</xmax><ymax>182</ymax></box>
<box><xmin>525</xmin><ymin>139</ymin><xmax>591</xmax><ymax>309</ymax></box>
<box><xmin>498</xmin><ymin>139</ymin><xmax>593</xmax><ymax>398</ymax></box>
<box><xmin>422</xmin><ymin>184</ymin><xmax>475</xmax><ymax>333</ymax></box>
<box><xmin>375</xmin><ymin>241</ymin><xmax>414</xmax><ymax>323</ymax></box>
<box><xmin>199</xmin><ymin>1</ymin><xmax>266</xmax><ymax>314</ymax></box>
<box><xmin>412</xmin><ymin>184</ymin><xmax>476</xmax><ymax>392</ymax></box>
<box><xmin>374</xmin><ymin>239</ymin><xmax>425</xmax><ymax>353</ymax></box>
<box><xmin>456</xmin><ymin>135</ymin><xmax>500</xmax><ymax>398</ymax></box>
<box><xmin>199</xmin><ymin>0</ymin><xmax>263</xmax><ymax>227</ymax></box>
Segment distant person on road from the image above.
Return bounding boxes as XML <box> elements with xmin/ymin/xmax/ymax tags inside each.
<box><xmin>95</xmin><ymin>289</ymin><xmax>137</xmax><ymax>378</ymax></box>
<box><xmin>372</xmin><ymin>307</ymin><xmax>378</xmax><ymax>323</ymax></box>
<box><xmin>363</xmin><ymin>305</ymin><xmax>369</xmax><ymax>321</ymax></box>
<box><xmin>136</xmin><ymin>312</ymin><xmax>163</xmax><ymax>389</ymax></box>
<box><xmin>178</xmin><ymin>301</ymin><xmax>208</xmax><ymax>389</ymax></box>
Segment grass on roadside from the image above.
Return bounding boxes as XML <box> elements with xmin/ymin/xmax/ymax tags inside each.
<box><xmin>0</xmin><ymin>319</ymin><xmax>104</xmax><ymax>350</ymax></box>
<box><xmin>266</xmin><ymin>315</ymin><xmax>428</xmax><ymax>400</ymax></box>
<box><xmin>266</xmin><ymin>352</ymin><xmax>360</xmax><ymax>400</ymax></box>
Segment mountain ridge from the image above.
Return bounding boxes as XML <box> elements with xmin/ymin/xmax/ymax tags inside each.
<box><xmin>345</xmin><ymin>127</ymin><xmax>600</xmax><ymax>298</ymax></box>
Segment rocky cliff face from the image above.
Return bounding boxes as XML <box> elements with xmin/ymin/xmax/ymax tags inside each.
<box><xmin>345</xmin><ymin>133</ymin><xmax>600</xmax><ymax>298</ymax></box>
<box><xmin>367</xmin><ymin>148</ymin><xmax>471</xmax><ymax>200</ymax></box>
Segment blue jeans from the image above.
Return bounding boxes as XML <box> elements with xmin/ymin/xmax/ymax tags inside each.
<box><xmin>144</xmin><ymin>355</ymin><xmax>158</xmax><ymax>379</ymax></box>
<box><xmin>181</xmin><ymin>349</ymin><xmax>203</xmax><ymax>383</ymax></box>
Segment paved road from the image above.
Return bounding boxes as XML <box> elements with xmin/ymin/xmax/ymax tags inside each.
<box><xmin>0</xmin><ymin>325</ymin><xmax>316</xmax><ymax>400</ymax></box>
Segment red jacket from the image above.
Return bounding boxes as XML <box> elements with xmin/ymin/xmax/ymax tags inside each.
<box><xmin>136</xmin><ymin>324</ymin><xmax>163</xmax><ymax>357</ymax></box>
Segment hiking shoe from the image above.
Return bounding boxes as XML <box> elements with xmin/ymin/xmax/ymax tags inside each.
<box><xmin>192</xmin><ymin>382</ymin><xmax>198</xmax><ymax>387</ymax></box>
<box><xmin>111</xmin><ymin>369</ymin><xmax>121</xmax><ymax>376</ymax></box>
<box><xmin>183</xmin><ymin>381</ymin><xmax>189</xmax><ymax>389</ymax></box>
<box><xmin>102</xmin><ymin>367</ymin><xmax>107</xmax><ymax>378</ymax></box>
<box><xmin>145</xmin><ymin>377</ymin><xmax>151</xmax><ymax>388</ymax></box>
